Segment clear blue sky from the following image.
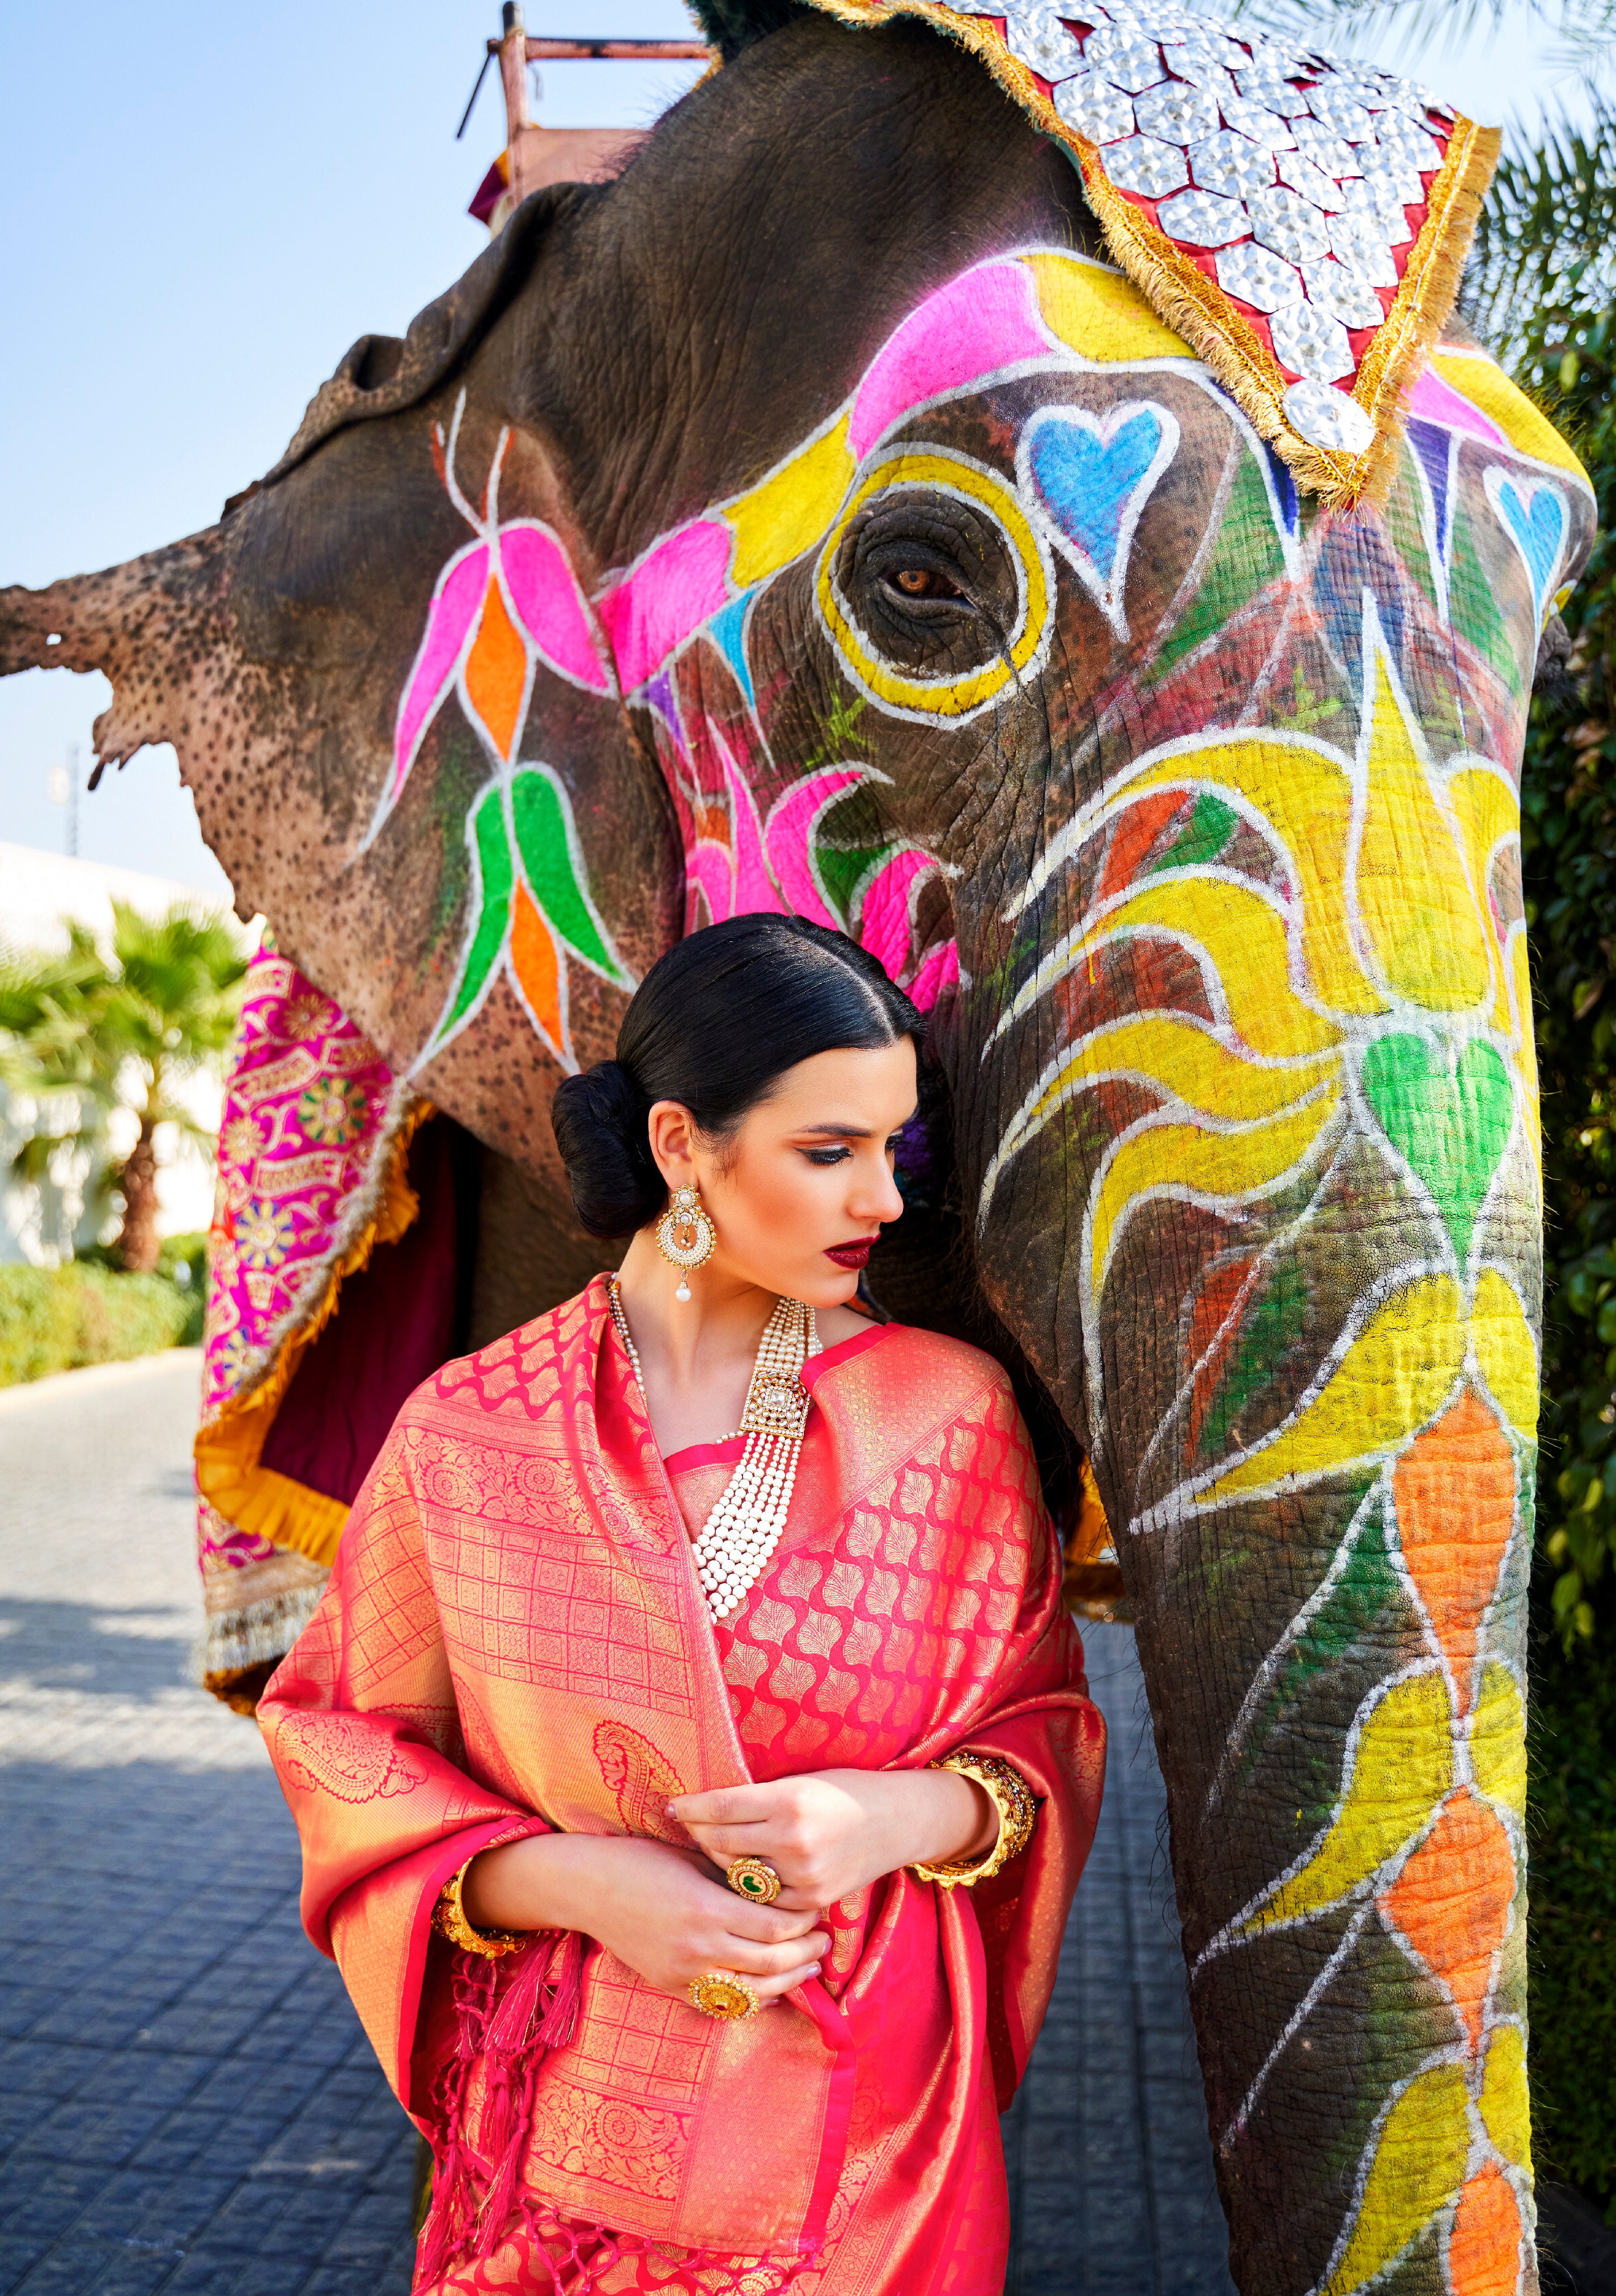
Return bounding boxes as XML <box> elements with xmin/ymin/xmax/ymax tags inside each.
<box><xmin>0</xmin><ymin>2</ymin><xmax>1572</xmax><ymax>901</ymax></box>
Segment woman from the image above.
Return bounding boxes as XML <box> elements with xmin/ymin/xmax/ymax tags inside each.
<box><xmin>260</xmin><ymin>915</ymin><xmax>1105</xmax><ymax>2296</ymax></box>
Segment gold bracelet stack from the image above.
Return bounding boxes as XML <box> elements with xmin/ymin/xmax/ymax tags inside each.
<box><xmin>911</xmin><ymin>1751</ymin><xmax>1038</xmax><ymax>1889</ymax></box>
<box><xmin>432</xmin><ymin>1856</ymin><xmax>524</xmax><ymax>1958</ymax></box>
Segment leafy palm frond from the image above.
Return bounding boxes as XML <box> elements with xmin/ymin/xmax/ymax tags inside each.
<box><xmin>1228</xmin><ymin>0</ymin><xmax>1616</xmax><ymax>90</ymax></box>
<box><xmin>103</xmin><ymin>901</ymin><xmax>248</xmax><ymax>1080</ymax></box>
<box><xmin>0</xmin><ymin>902</ymin><xmax>248</xmax><ymax>1263</ymax></box>
<box><xmin>1466</xmin><ymin>106</ymin><xmax>1616</xmax><ymax>361</ymax></box>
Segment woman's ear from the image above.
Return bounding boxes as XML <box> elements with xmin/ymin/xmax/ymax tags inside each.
<box><xmin>646</xmin><ymin>1101</ymin><xmax>699</xmax><ymax>1191</ymax></box>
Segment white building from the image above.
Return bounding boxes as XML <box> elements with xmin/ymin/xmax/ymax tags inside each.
<box><xmin>0</xmin><ymin>841</ymin><xmax>250</xmax><ymax>1265</ymax></box>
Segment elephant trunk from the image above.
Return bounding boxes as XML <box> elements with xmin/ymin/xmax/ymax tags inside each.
<box><xmin>960</xmin><ymin>619</ymin><xmax>1541</xmax><ymax>2296</ymax></box>
<box><xmin>0</xmin><ymin>530</ymin><xmax>230</xmax><ymax>775</ymax></box>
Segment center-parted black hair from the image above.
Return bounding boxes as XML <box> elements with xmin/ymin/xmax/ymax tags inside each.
<box><xmin>551</xmin><ymin>915</ymin><xmax>924</xmax><ymax>1238</ymax></box>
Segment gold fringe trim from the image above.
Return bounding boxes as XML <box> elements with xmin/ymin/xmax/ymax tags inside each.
<box><xmin>193</xmin><ymin>1096</ymin><xmax>435</xmax><ymax>1571</ymax></box>
<box><xmin>796</xmin><ymin>0</ymin><xmax>1498</xmax><ymax>507</ymax></box>
<box><xmin>1350</xmin><ymin>117</ymin><xmax>1502</xmax><ymax>502</ymax></box>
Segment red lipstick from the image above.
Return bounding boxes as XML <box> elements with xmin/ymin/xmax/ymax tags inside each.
<box><xmin>825</xmin><ymin>1240</ymin><xmax>876</xmax><ymax>1270</ymax></box>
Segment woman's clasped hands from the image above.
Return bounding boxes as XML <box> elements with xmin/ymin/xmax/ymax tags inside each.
<box><xmin>669</xmin><ymin>1764</ymin><xmax>995</xmax><ymax>1914</ymax></box>
<box><xmin>463</xmin><ymin>1764</ymin><xmax>995</xmax><ymax>2012</ymax></box>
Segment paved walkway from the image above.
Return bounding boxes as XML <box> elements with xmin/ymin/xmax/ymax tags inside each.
<box><xmin>0</xmin><ymin>1349</ymin><xmax>1233</xmax><ymax>2296</ymax></box>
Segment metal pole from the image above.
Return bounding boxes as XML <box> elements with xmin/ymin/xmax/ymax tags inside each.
<box><xmin>521</xmin><ymin>37</ymin><xmax>709</xmax><ymax>57</ymax></box>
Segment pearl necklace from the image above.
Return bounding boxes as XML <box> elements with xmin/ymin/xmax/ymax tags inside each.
<box><xmin>608</xmin><ymin>1280</ymin><xmax>820</xmax><ymax>1622</ymax></box>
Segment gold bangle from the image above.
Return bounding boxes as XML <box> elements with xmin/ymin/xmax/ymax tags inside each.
<box><xmin>432</xmin><ymin>1855</ymin><xmax>524</xmax><ymax>1958</ymax></box>
<box><xmin>911</xmin><ymin>1751</ymin><xmax>1038</xmax><ymax>1889</ymax></box>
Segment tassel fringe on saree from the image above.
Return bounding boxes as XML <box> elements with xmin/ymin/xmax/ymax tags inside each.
<box><xmin>259</xmin><ymin>1278</ymin><xmax>1105</xmax><ymax>2294</ymax></box>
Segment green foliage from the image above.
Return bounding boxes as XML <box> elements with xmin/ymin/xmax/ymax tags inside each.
<box><xmin>1516</xmin><ymin>288</ymin><xmax>1616</xmax><ymax>1650</ymax></box>
<box><xmin>0</xmin><ymin>903</ymin><xmax>246</xmax><ymax>1268</ymax></box>
<box><xmin>1492</xmin><ymin>173</ymin><xmax>1616</xmax><ymax>2216</ymax></box>
<box><xmin>0</xmin><ymin>1262</ymin><xmax>192</xmax><ymax>1388</ymax></box>
<box><xmin>157</xmin><ymin>1230</ymin><xmax>209</xmax><ymax>1346</ymax></box>
<box><xmin>1529</xmin><ymin>1642</ymin><xmax>1616</xmax><ymax>2209</ymax></box>
<box><xmin>1231</xmin><ymin>1</ymin><xmax>1616</xmax><ymax>92</ymax></box>
<box><xmin>1470</xmin><ymin>112</ymin><xmax>1616</xmax><ymax>367</ymax></box>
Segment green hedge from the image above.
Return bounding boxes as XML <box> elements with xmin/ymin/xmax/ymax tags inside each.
<box><xmin>1514</xmin><ymin>309</ymin><xmax>1616</xmax><ymax>2216</ymax></box>
<box><xmin>0</xmin><ymin>1261</ymin><xmax>196</xmax><ymax>1388</ymax></box>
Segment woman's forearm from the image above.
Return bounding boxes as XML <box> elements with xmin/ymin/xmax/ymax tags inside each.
<box><xmin>873</xmin><ymin>1765</ymin><xmax>1000</xmax><ymax>1869</ymax></box>
<box><xmin>462</xmin><ymin>1830</ymin><xmax>627</xmax><ymax>1936</ymax></box>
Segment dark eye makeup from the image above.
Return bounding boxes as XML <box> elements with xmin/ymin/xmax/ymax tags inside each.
<box><xmin>800</xmin><ymin>1137</ymin><xmax>906</xmax><ymax>1168</ymax></box>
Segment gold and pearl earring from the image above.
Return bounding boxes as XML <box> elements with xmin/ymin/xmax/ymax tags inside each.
<box><xmin>656</xmin><ymin>1185</ymin><xmax>716</xmax><ymax>1302</ymax></box>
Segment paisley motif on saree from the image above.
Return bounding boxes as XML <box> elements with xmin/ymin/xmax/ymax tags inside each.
<box><xmin>259</xmin><ymin>1276</ymin><xmax>1104</xmax><ymax>2292</ymax></box>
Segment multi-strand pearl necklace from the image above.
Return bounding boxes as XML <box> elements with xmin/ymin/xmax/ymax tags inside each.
<box><xmin>608</xmin><ymin>1280</ymin><xmax>820</xmax><ymax>1622</ymax></box>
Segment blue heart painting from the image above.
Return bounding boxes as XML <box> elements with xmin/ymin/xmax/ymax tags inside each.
<box><xmin>1484</xmin><ymin>466</ymin><xmax>1566</xmax><ymax>625</ymax></box>
<box><xmin>1019</xmin><ymin>400</ymin><xmax>1180</xmax><ymax>640</ymax></box>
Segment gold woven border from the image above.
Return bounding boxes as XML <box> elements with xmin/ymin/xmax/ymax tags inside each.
<box><xmin>795</xmin><ymin>0</ymin><xmax>1498</xmax><ymax>506</ymax></box>
<box><xmin>193</xmin><ymin>1096</ymin><xmax>435</xmax><ymax>1570</ymax></box>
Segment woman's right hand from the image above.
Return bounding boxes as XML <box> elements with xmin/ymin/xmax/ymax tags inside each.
<box><xmin>463</xmin><ymin>1832</ymin><xmax>830</xmax><ymax>2008</ymax></box>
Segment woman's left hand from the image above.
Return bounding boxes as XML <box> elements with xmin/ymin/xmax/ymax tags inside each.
<box><xmin>668</xmin><ymin>1766</ymin><xmax>997</xmax><ymax>1912</ymax></box>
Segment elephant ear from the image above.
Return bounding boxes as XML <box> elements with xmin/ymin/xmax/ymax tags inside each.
<box><xmin>233</xmin><ymin>183</ymin><xmax>593</xmax><ymax>503</ymax></box>
<box><xmin>687</xmin><ymin>0</ymin><xmax>808</xmax><ymax>60</ymax></box>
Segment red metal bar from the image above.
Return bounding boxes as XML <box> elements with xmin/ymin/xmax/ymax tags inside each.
<box><xmin>523</xmin><ymin>37</ymin><xmax>710</xmax><ymax>58</ymax></box>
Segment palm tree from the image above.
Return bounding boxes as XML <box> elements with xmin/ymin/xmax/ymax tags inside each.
<box><xmin>0</xmin><ymin>903</ymin><xmax>248</xmax><ymax>1272</ymax></box>
<box><xmin>1232</xmin><ymin>0</ymin><xmax>1616</xmax><ymax>76</ymax></box>
<box><xmin>0</xmin><ymin>925</ymin><xmax>121</xmax><ymax>1261</ymax></box>
<box><xmin>1467</xmin><ymin>107</ymin><xmax>1616</xmax><ymax>360</ymax></box>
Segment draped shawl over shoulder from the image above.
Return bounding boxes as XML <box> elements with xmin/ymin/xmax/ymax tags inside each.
<box><xmin>260</xmin><ymin>1276</ymin><xmax>1104</xmax><ymax>2286</ymax></box>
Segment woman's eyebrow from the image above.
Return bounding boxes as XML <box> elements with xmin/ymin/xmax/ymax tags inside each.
<box><xmin>794</xmin><ymin>1113</ymin><xmax>919</xmax><ymax>1139</ymax></box>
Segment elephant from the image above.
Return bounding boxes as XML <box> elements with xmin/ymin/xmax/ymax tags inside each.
<box><xmin>0</xmin><ymin>7</ymin><xmax>1593</xmax><ymax>2296</ymax></box>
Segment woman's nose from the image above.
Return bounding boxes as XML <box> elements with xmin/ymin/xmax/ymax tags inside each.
<box><xmin>850</xmin><ymin>1153</ymin><xmax>905</xmax><ymax>1223</ymax></box>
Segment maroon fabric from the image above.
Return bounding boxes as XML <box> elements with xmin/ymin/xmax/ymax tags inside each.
<box><xmin>468</xmin><ymin>156</ymin><xmax>507</xmax><ymax>226</ymax></box>
<box><xmin>260</xmin><ymin>1116</ymin><xmax>475</xmax><ymax>1505</ymax></box>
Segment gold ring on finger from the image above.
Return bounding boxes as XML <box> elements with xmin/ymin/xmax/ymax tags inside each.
<box><xmin>689</xmin><ymin>1970</ymin><xmax>761</xmax><ymax>2019</ymax></box>
<box><xmin>726</xmin><ymin>1856</ymin><xmax>783</xmax><ymax>1906</ymax></box>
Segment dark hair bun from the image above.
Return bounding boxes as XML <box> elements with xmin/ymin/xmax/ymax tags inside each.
<box><xmin>551</xmin><ymin>1060</ymin><xmax>663</xmax><ymax>1238</ymax></box>
<box><xmin>551</xmin><ymin>916</ymin><xmax>927</xmax><ymax>1242</ymax></box>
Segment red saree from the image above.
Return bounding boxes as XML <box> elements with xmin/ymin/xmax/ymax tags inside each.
<box><xmin>258</xmin><ymin>1276</ymin><xmax>1105</xmax><ymax>2294</ymax></box>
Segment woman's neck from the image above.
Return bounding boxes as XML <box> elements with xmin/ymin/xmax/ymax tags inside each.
<box><xmin>616</xmin><ymin>1232</ymin><xmax>777</xmax><ymax>1381</ymax></box>
<box><xmin>612</xmin><ymin>1232</ymin><xmax>779</xmax><ymax>1453</ymax></box>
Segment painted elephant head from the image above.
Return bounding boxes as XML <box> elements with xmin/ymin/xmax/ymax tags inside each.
<box><xmin>0</xmin><ymin>10</ymin><xmax>1592</xmax><ymax>2296</ymax></box>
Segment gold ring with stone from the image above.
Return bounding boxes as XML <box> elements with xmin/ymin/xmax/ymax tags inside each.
<box><xmin>726</xmin><ymin>1856</ymin><xmax>783</xmax><ymax>1906</ymax></box>
<box><xmin>688</xmin><ymin>1970</ymin><xmax>761</xmax><ymax>2020</ymax></box>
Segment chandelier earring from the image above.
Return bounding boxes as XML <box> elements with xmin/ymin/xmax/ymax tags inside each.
<box><xmin>656</xmin><ymin>1186</ymin><xmax>716</xmax><ymax>1302</ymax></box>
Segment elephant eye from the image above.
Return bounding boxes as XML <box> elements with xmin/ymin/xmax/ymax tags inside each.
<box><xmin>889</xmin><ymin>566</ymin><xmax>963</xmax><ymax>600</ymax></box>
<box><xmin>818</xmin><ymin>456</ymin><xmax>1050</xmax><ymax>719</ymax></box>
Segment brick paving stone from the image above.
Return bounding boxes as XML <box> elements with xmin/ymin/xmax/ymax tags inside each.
<box><xmin>0</xmin><ymin>1356</ymin><xmax>419</xmax><ymax>2296</ymax></box>
<box><xmin>2</xmin><ymin>1351</ymin><xmax>1236</xmax><ymax>2295</ymax></box>
<box><xmin>1002</xmin><ymin>1625</ymin><xmax>1236</xmax><ymax>2296</ymax></box>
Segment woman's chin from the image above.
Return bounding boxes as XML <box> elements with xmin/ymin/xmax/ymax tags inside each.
<box><xmin>781</xmin><ymin>1262</ymin><xmax>864</xmax><ymax>1310</ymax></box>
